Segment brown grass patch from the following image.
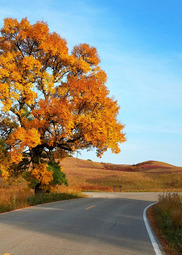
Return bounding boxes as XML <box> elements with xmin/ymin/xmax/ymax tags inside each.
<box><xmin>0</xmin><ymin>177</ymin><xmax>83</xmax><ymax>213</ymax></box>
<box><xmin>0</xmin><ymin>178</ymin><xmax>33</xmax><ymax>212</ymax></box>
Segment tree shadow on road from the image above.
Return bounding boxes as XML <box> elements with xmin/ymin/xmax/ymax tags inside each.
<box><xmin>0</xmin><ymin>196</ymin><xmax>158</xmax><ymax>255</ymax></box>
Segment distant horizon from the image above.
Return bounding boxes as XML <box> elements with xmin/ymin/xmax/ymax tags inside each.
<box><xmin>66</xmin><ymin>154</ymin><xmax>182</xmax><ymax>168</ymax></box>
<box><xmin>0</xmin><ymin>0</ymin><xmax>182</xmax><ymax>166</ymax></box>
<box><xmin>73</xmin><ymin>151</ymin><xmax>182</xmax><ymax>167</ymax></box>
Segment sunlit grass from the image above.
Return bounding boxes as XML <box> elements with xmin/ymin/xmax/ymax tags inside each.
<box><xmin>0</xmin><ymin>178</ymin><xmax>83</xmax><ymax>213</ymax></box>
<box><xmin>59</xmin><ymin>158</ymin><xmax>182</xmax><ymax>192</ymax></box>
<box><xmin>0</xmin><ymin>177</ymin><xmax>32</xmax><ymax>213</ymax></box>
<box><xmin>149</xmin><ymin>193</ymin><xmax>182</xmax><ymax>255</ymax></box>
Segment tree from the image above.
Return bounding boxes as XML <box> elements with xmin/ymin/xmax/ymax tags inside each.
<box><xmin>0</xmin><ymin>18</ymin><xmax>126</xmax><ymax>192</ymax></box>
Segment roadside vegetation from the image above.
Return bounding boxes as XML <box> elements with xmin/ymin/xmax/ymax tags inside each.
<box><xmin>148</xmin><ymin>193</ymin><xmax>182</xmax><ymax>255</ymax></box>
<box><xmin>1</xmin><ymin>157</ymin><xmax>182</xmax><ymax>213</ymax></box>
<box><xmin>0</xmin><ymin>177</ymin><xmax>83</xmax><ymax>213</ymax></box>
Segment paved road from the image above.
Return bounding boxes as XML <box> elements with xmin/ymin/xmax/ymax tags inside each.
<box><xmin>0</xmin><ymin>192</ymin><xmax>164</xmax><ymax>255</ymax></box>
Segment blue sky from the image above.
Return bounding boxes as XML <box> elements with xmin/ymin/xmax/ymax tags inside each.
<box><xmin>0</xmin><ymin>0</ymin><xmax>182</xmax><ymax>165</ymax></box>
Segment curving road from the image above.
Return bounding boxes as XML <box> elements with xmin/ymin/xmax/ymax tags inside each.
<box><xmin>0</xmin><ymin>192</ymin><xmax>165</xmax><ymax>255</ymax></box>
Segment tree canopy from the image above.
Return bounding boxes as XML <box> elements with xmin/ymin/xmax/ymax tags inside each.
<box><xmin>0</xmin><ymin>18</ymin><xmax>126</xmax><ymax>191</ymax></box>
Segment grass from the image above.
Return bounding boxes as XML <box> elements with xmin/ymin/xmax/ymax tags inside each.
<box><xmin>28</xmin><ymin>192</ymin><xmax>84</xmax><ymax>206</ymax></box>
<box><xmin>1</xmin><ymin>157</ymin><xmax>182</xmax><ymax>213</ymax></box>
<box><xmin>59</xmin><ymin>157</ymin><xmax>182</xmax><ymax>192</ymax></box>
<box><xmin>0</xmin><ymin>177</ymin><xmax>32</xmax><ymax>213</ymax></box>
<box><xmin>0</xmin><ymin>177</ymin><xmax>84</xmax><ymax>213</ymax></box>
<box><xmin>148</xmin><ymin>193</ymin><xmax>182</xmax><ymax>255</ymax></box>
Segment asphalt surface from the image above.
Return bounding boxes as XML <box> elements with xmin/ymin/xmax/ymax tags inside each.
<box><xmin>0</xmin><ymin>192</ymin><xmax>164</xmax><ymax>255</ymax></box>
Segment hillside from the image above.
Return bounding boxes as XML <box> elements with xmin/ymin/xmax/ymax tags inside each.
<box><xmin>103</xmin><ymin>160</ymin><xmax>181</xmax><ymax>173</ymax></box>
<box><xmin>58</xmin><ymin>157</ymin><xmax>182</xmax><ymax>192</ymax></box>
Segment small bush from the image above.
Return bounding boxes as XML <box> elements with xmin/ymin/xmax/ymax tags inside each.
<box><xmin>28</xmin><ymin>192</ymin><xmax>83</xmax><ymax>206</ymax></box>
<box><xmin>47</xmin><ymin>161</ymin><xmax>68</xmax><ymax>186</ymax></box>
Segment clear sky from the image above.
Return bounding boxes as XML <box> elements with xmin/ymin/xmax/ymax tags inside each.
<box><xmin>0</xmin><ymin>0</ymin><xmax>182</xmax><ymax>166</ymax></box>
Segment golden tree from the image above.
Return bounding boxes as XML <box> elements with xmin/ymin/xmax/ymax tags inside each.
<box><xmin>0</xmin><ymin>18</ymin><xmax>126</xmax><ymax>192</ymax></box>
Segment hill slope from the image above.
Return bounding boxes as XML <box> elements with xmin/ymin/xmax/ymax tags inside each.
<box><xmin>58</xmin><ymin>157</ymin><xmax>182</xmax><ymax>192</ymax></box>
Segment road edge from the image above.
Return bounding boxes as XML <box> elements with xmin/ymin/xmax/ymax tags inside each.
<box><xmin>143</xmin><ymin>203</ymin><xmax>165</xmax><ymax>255</ymax></box>
<box><xmin>0</xmin><ymin>197</ymin><xmax>85</xmax><ymax>216</ymax></box>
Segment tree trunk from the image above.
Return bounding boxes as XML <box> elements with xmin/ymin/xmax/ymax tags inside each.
<box><xmin>30</xmin><ymin>145</ymin><xmax>44</xmax><ymax>165</ymax></box>
<box><xmin>35</xmin><ymin>183</ymin><xmax>42</xmax><ymax>195</ymax></box>
<box><xmin>31</xmin><ymin>145</ymin><xmax>44</xmax><ymax>195</ymax></box>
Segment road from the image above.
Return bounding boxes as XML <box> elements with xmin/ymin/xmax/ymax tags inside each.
<box><xmin>0</xmin><ymin>192</ymin><xmax>165</xmax><ymax>255</ymax></box>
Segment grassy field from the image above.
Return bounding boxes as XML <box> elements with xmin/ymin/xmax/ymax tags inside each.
<box><xmin>1</xmin><ymin>157</ymin><xmax>181</xmax><ymax>213</ymax></box>
<box><xmin>59</xmin><ymin>157</ymin><xmax>182</xmax><ymax>192</ymax></box>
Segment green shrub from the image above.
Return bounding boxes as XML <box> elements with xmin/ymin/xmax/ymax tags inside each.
<box><xmin>28</xmin><ymin>192</ymin><xmax>82</xmax><ymax>206</ymax></box>
<box><xmin>22</xmin><ymin>161</ymin><xmax>68</xmax><ymax>192</ymax></box>
<box><xmin>47</xmin><ymin>161</ymin><xmax>68</xmax><ymax>186</ymax></box>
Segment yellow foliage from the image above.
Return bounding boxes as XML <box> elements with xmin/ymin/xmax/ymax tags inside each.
<box><xmin>0</xmin><ymin>144</ymin><xmax>11</xmax><ymax>179</ymax></box>
<box><xmin>72</xmin><ymin>43</ymin><xmax>100</xmax><ymax>66</ymax></box>
<box><xmin>0</xmin><ymin>163</ymin><xmax>10</xmax><ymax>180</ymax></box>
<box><xmin>31</xmin><ymin>163</ymin><xmax>53</xmax><ymax>188</ymax></box>
<box><xmin>8</xmin><ymin>127</ymin><xmax>41</xmax><ymax>164</ymax></box>
<box><xmin>0</xmin><ymin>17</ymin><xmax>126</xmax><ymax>171</ymax></box>
<box><xmin>9</xmin><ymin>150</ymin><xmax>23</xmax><ymax>164</ymax></box>
<box><xmin>8</xmin><ymin>127</ymin><xmax>40</xmax><ymax>148</ymax></box>
<box><xmin>3</xmin><ymin>17</ymin><xmax>19</xmax><ymax>34</ymax></box>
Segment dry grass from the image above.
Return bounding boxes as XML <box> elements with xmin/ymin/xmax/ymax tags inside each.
<box><xmin>1</xmin><ymin>157</ymin><xmax>182</xmax><ymax>213</ymax></box>
<box><xmin>148</xmin><ymin>193</ymin><xmax>182</xmax><ymax>255</ymax></box>
<box><xmin>59</xmin><ymin>157</ymin><xmax>182</xmax><ymax>192</ymax></box>
<box><xmin>0</xmin><ymin>178</ymin><xmax>33</xmax><ymax>212</ymax></box>
<box><xmin>0</xmin><ymin>177</ymin><xmax>83</xmax><ymax>213</ymax></box>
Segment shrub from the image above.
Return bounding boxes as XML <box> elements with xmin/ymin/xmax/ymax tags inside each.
<box><xmin>154</xmin><ymin>193</ymin><xmax>182</xmax><ymax>254</ymax></box>
<box><xmin>47</xmin><ymin>161</ymin><xmax>68</xmax><ymax>187</ymax></box>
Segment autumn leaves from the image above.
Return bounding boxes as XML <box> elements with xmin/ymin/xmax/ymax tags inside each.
<box><xmin>0</xmin><ymin>17</ymin><xmax>126</xmax><ymax>192</ymax></box>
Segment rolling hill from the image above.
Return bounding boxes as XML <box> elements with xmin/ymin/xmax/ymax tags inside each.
<box><xmin>58</xmin><ymin>157</ymin><xmax>182</xmax><ymax>192</ymax></box>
